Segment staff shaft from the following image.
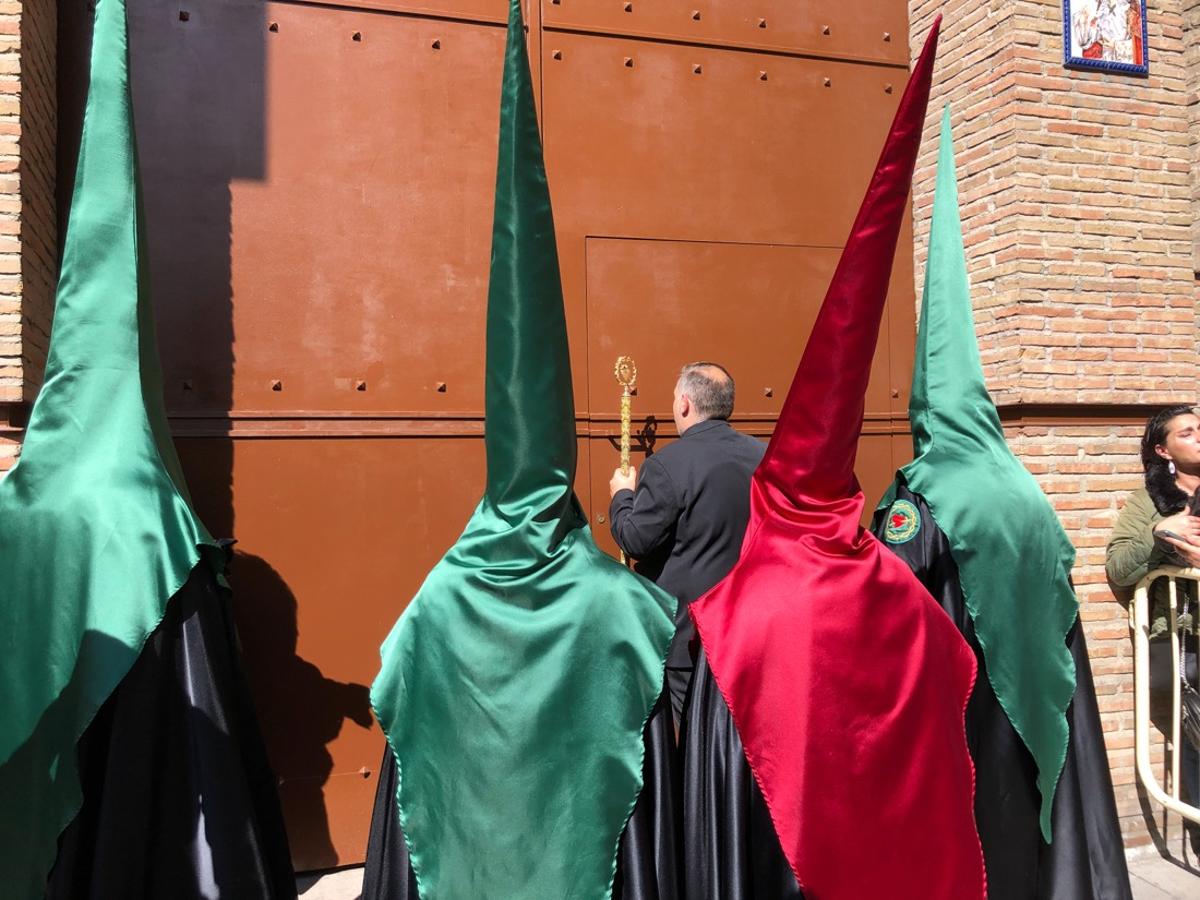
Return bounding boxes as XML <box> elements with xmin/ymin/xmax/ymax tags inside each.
<box><xmin>620</xmin><ymin>392</ymin><xmax>632</xmax><ymax>476</ymax></box>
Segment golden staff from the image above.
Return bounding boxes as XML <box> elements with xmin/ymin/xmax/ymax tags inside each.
<box><xmin>614</xmin><ymin>356</ymin><xmax>637</xmax><ymax>565</ymax></box>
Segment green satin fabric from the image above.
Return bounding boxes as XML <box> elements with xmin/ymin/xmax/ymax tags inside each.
<box><xmin>880</xmin><ymin>108</ymin><xmax>1077</xmax><ymax>842</ymax></box>
<box><xmin>0</xmin><ymin>0</ymin><xmax>213</xmax><ymax>893</ymax></box>
<box><xmin>370</xmin><ymin>2</ymin><xmax>675</xmax><ymax>898</ymax></box>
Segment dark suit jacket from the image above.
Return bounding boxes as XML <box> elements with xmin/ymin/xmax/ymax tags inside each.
<box><xmin>609</xmin><ymin>419</ymin><xmax>765</xmax><ymax>667</ymax></box>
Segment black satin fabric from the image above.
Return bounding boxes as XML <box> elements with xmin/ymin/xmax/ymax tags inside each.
<box><xmin>362</xmin><ymin>691</ymin><xmax>681</xmax><ymax>900</ymax></box>
<box><xmin>680</xmin><ymin>652</ymin><xmax>804</xmax><ymax>900</ymax></box>
<box><xmin>362</xmin><ymin>743</ymin><xmax>419</xmax><ymax>900</ymax></box>
<box><xmin>873</xmin><ymin>485</ymin><xmax>1132</xmax><ymax>900</ymax></box>
<box><xmin>612</xmin><ymin>691</ymin><xmax>680</xmax><ymax>900</ymax></box>
<box><xmin>47</xmin><ymin>560</ymin><xmax>296</xmax><ymax>900</ymax></box>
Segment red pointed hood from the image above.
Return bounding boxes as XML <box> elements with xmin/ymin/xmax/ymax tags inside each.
<box><xmin>691</xmin><ymin>19</ymin><xmax>986</xmax><ymax>899</ymax></box>
<box><xmin>759</xmin><ymin>18</ymin><xmax>939</xmax><ymax>517</ymax></box>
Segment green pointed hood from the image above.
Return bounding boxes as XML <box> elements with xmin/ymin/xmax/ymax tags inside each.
<box><xmin>481</xmin><ymin>7</ymin><xmax>575</xmax><ymax>528</ymax></box>
<box><xmin>369</xmin><ymin>2</ymin><xmax>675</xmax><ymax>897</ymax></box>
<box><xmin>908</xmin><ymin>108</ymin><xmax>1012</xmax><ymax>465</ymax></box>
<box><xmin>883</xmin><ymin>107</ymin><xmax>1078</xmax><ymax>841</ymax></box>
<box><xmin>0</xmin><ymin>0</ymin><xmax>215</xmax><ymax>892</ymax></box>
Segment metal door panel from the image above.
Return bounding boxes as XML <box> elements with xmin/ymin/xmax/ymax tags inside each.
<box><xmin>584</xmin><ymin>237</ymin><xmax>832</xmax><ymax>421</ymax></box>
<box><xmin>289</xmin><ymin>0</ymin><xmax>509</xmax><ymax>24</ymax></box>
<box><xmin>178</xmin><ymin>435</ymin><xmax>487</xmax><ymax>869</ymax></box>
<box><xmin>139</xmin><ymin>2</ymin><xmax>506</xmax><ymax>417</ymax></box>
<box><xmin>581</xmin><ymin>236</ymin><xmax>907</xmax><ymax>424</ymax></box>
<box><xmin>541</xmin><ymin>31</ymin><xmax>907</xmax><ymax>250</ymax></box>
<box><xmin>543</xmin><ymin>0</ymin><xmax>908</xmax><ymax>65</ymax></box>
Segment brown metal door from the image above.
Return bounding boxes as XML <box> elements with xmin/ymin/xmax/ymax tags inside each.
<box><xmin>59</xmin><ymin>0</ymin><xmax>917</xmax><ymax>870</ymax></box>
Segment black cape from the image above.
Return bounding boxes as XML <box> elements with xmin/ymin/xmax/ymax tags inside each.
<box><xmin>362</xmin><ymin>691</ymin><xmax>680</xmax><ymax>900</ymax></box>
<box><xmin>47</xmin><ymin>555</ymin><xmax>297</xmax><ymax>900</ymax></box>
<box><xmin>872</xmin><ymin>484</ymin><xmax>1132</xmax><ymax>900</ymax></box>
<box><xmin>679</xmin><ymin>651</ymin><xmax>804</xmax><ymax>900</ymax></box>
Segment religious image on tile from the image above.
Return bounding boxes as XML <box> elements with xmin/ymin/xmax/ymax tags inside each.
<box><xmin>1068</xmin><ymin>0</ymin><xmax>1146</xmax><ymax>67</ymax></box>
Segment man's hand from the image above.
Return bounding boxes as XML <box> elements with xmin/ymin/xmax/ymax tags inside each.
<box><xmin>609</xmin><ymin>465</ymin><xmax>637</xmax><ymax>498</ymax></box>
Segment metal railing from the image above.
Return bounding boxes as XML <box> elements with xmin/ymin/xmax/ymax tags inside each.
<box><xmin>1132</xmin><ymin>566</ymin><xmax>1200</xmax><ymax>826</ymax></box>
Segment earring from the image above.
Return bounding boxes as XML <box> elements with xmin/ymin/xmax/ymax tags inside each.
<box><xmin>1169</xmin><ymin>460</ymin><xmax>1177</xmax><ymax>475</ymax></box>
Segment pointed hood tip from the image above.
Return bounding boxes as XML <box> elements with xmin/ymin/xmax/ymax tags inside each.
<box><xmin>483</xmin><ymin>0</ymin><xmax>577</xmax><ymax>512</ymax></box>
<box><xmin>909</xmin><ymin>105</ymin><xmax>1002</xmax><ymax>457</ymax></box>
<box><xmin>912</xmin><ymin>16</ymin><xmax>941</xmax><ymax>90</ymax></box>
<box><xmin>758</xmin><ymin>13</ymin><xmax>939</xmax><ymax>503</ymax></box>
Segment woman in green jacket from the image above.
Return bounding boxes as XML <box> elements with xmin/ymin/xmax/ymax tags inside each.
<box><xmin>1106</xmin><ymin>404</ymin><xmax>1199</xmax><ymax>846</ymax></box>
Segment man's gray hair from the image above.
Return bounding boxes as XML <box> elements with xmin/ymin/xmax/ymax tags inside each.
<box><xmin>678</xmin><ymin>362</ymin><xmax>735</xmax><ymax>421</ymax></box>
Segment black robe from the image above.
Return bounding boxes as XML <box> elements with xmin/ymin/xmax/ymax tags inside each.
<box><xmin>679</xmin><ymin>652</ymin><xmax>804</xmax><ymax>900</ymax></box>
<box><xmin>47</xmin><ymin>555</ymin><xmax>297</xmax><ymax>900</ymax></box>
<box><xmin>362</xmin><ymin>691</ymin><xmax>680</xmax><ymax>900</ymax></box>
<box><xmin>872</xmin><ymin>484</ymin><xmax>1132</xmax><ymax>900</ymax></box>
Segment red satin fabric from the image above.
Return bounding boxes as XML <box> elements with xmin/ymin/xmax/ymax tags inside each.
<box><xmin>691</xmin><ymin>19</ymin><xmax>987</xmax><ymax>899</ymax></box>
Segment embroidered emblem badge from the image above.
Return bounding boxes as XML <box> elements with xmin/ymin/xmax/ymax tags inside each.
<box><xmin>885</xmin><ymin>499</ymin><xmax>921</xmax><ymax>544</ymax></box>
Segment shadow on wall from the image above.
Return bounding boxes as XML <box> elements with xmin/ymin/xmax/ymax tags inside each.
<box><xmin>231</xmin><ymin>552</ymin><xmax>374</xmax><ymax>871</ymax></box>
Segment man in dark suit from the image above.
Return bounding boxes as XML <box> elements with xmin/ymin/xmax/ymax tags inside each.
<box><xmin>609</xmin><ymin>362</ymin><xmax>765</xmax><ymax>725</ymax></box>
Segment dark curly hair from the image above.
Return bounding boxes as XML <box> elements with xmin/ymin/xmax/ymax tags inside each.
<box><xmin>1141</xmin><ymin>404</ymin><xmax>1197</xmax><ymax>515</ymax></box>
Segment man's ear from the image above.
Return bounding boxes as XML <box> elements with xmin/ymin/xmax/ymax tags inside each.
<box><xmin>679</xmin><ymin>394</ymin><xmax>690</xmax><ymax>418</ymax></box>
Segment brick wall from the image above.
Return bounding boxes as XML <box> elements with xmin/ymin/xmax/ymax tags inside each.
<box><xmin>0</xmin><ymin>0</ymin><xmax>56</xmax><ymax>475</ymax></box>
<box><xmin>1187</xmin><ymin>1</ymin><xmax>1200</xmax><ymax>270</ymax></box>
<box><xmin>909</xmin><ymin>0</ymin><xmax>1198</xmax><ymax>852</ymax></box>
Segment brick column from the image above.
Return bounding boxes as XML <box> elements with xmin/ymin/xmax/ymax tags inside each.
<box><xmin>909</xmin><ymin>0</ymin><xmax>1196</xmax><ymax>852</ymax></box>
<box><xmin>0</xmin><ymin>0</ymin><xmax>56</xmax><ymax>473</ymax></box>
